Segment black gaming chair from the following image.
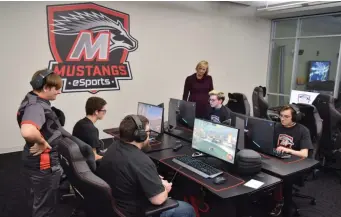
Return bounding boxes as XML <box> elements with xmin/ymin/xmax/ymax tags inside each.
<box><xmin>252</xmin><ymin>86</ymin><xmax>269</xmax><ymax>119</ymax></box>
<box><xmin>226</xmin><ymin>93</ymin><xmax>251</xmax><ymax>116</ymax></box>
<box><xmin>289</xmin><ymin>103</ymin><xmax>323</xmax><ymax>216</ymax></box>
<box><xmin>312</xmin><ymin>94</ymin><xmax>341</xmax><ymax>181</ymax></box>
<box><xmin>293</xmin><ymin>103</ymin><xmax>323</xmax><ymax>158</ymax></box>
<box><xmin>57</xmin><ymin>136</ymin><xmax>178</xmax><ymax>217</ymax></box>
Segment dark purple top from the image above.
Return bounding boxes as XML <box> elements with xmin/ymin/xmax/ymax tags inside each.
<box><xmin>182</xmin><ymin>73</ymin><xmax>214</xmax><ymax>118</ymax></box>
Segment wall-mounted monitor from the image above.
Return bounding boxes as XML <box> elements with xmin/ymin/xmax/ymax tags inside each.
<box><xmin>308</xmin><ymin>61</ymin><xmax>330</xmax><ymax>82</ymax></box>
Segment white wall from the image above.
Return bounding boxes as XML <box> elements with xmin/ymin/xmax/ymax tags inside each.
<box><xmin>0</xmin><ymin>1</ymin><xmax>271</xmax><ymax>154</ymax></box>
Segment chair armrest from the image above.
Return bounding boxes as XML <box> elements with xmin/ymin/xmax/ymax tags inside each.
<box><xmin>145</xmin><ymin>198</ymin><xmax>179</xmax><ymax>216</ymax></box>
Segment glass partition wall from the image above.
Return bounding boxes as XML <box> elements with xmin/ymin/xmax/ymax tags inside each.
<box><xmin>267</xmin><ymin>14</ymin><xmax>341</xmax><ymax>106</ymax></box>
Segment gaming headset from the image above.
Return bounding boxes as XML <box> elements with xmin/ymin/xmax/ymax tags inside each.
<box><xmin>129</xmin><ymin>115</ymin><xmax>148</xmax><ymax>142</ymax></box>
<box><xmin>289</xmin><ymin>104</ymin><xmax>302</xmax><ymax>122</ymax></box>
<box><xmin>30</xmin><ymin>69</ymin><xmax>54</xmax><ymax>90</ymax></box>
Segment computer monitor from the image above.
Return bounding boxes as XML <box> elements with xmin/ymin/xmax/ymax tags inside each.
<box><xmin>192</xmin><ymin>118</ymin><xmax>239</xmax><ymax>164</ymax></box>
<box><xmin>246</xmin><ymin>116</ymin><xmax>276</xmax><ymax>154</ymax></box>
<box><xmin>158</xmin><ymin>103</ymin><xmax>165</xmax><ymax>133</ymax></box>
<box><xmin>137</xmin><ymin>102</ymin><xmax>164</xmax><ymax>134</ymax></box>
<box><xmin>235</xmin><ymin>116</ymin><xmax>245</xmax><ymax>150</ymax></box>
<box><xmin>230</xmin><ymin>111</ymin><xmax>248</xmax><ymax>128</ymax></box>
<box><xmin>168</xmin><ymin>98</ymin><xmax>196</xmax><ymax>129</ymax></box>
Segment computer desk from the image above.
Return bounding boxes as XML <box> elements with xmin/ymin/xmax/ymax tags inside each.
<box><xmin>148</xmin><ymin>144</ymin><xmax>282</xmax><ymax>217</ymax></box>
<box><xmin>257</xmin><ymin>152</ymin><xmax>320</xmax><ymax>217</ymax></box>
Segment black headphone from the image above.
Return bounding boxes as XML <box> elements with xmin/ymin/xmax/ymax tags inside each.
<box><xmin>30</xmin><ymin>69</ymin><xmax>54</xmax><ymax>90</ymax></box>
<box><xmin>129</xmin><ymin>115</ymin><xmax>148</xmax><ymax>142</ymax></box>
<box><xmin>289</xmin><ymin>104</ymin><xmax>302</xmax><ymax>122</ymax></box>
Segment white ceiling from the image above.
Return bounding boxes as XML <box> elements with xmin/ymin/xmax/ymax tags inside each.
<box><xmin>232</xmin><ymin>1</ymin><xmax>304</xmax><ymax>8</ymax></box>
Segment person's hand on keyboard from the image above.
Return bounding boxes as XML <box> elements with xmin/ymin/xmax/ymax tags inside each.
<box><xmin>276</xmin><ymin>146</ymin><xmax>292</xmax><ymax>154</ymax></box>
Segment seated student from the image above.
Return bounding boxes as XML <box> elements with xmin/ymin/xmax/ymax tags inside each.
<box><xmin>72</xmin><ymin>97</ymin><xmax>107</xmax><ymax>161</ymax></box>
<box><xmin>270</xmin><ymin>105</ymin><xmax>314</xmax><ymax>216</ymax></box>
<box><xmin>207</xmin><ymin>90</ymin><xmax>232</xmax><ymax>124</ymax></box>
<box><xmin>96</xmin><ymin>114</ymin><xmax>195</xmax><ymax>217</ymax></box>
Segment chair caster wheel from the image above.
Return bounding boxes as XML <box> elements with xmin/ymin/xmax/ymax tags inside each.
<box><xmin>310</xmin><ymin>199</ymin><xmax>316</xmax><ymax>205</ymax></box>
<box><xmin>294</xmin><ymin>209</ymin><xmax>300</xmax><ymax>216</ymax></box>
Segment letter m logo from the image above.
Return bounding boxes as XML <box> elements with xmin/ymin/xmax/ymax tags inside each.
<box><xmin>66</xmin><ymin>30</ymin><xmax>110</xmax><ymax>61</ymax></box>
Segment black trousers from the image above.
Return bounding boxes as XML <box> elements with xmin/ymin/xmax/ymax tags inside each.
<box><xmin>26</xmin><ymin>165</ymin><xmax>62</xmax><ymax>217</ymax></box>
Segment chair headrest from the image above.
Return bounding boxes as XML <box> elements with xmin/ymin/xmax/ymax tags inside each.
<box><xmin>253</xmin><ymin>86</ymin><xmax>266</xmax><ymax>98</ymax></box>
<box><xmin>51</xmin><ymin>106</ymin><xmax>65</xmax><ymax>126</ymax></box>
<box><xmin>228</xmin><ymin>93</ymin><xmax>247</xmax><ymax>102</ymax></box>
<box><xmin>59</xmin><ymin>136</ymin><xmax>97</xmax><ymax>172</ymax></box>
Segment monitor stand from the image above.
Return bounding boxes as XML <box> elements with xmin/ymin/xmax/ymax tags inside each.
<box><xmin>192</xmin><ymin>152</ymin><xmax>230</xmax><ymax>171</ymax></box>
<box><xmin>167</xmin><ymin>124</ymin><xmax>175</xmax><ymax>132</ymax></box>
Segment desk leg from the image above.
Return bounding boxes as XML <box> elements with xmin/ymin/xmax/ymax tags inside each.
<box><xmin>283</xmin><ymin>181</ymin><xmax>293</xmax><ymax>217</ymax></box>
<box><xmin>235</xmin><ymin>197</ymin><xmax>246</xmax><ymax>217</ymax></box>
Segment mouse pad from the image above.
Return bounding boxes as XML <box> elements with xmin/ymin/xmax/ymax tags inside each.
<box><xmin>160</xmin><ymin>156</ymin><xmax>245</xmax><ymax>192</ymax></box>
<box><xmin>259</xmin><ymin>153</ymin><xmax>304</xmax><ymax>164</ymax></box>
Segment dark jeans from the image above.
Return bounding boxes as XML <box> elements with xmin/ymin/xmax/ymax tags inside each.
<box><xmin>160</xmin><ymin>201</ymin><xmax>195</xmax><ymax>217</ymax></box>
<box><xmin>26</xmin><ymin>165</ymin><xmax>62</xmax><ymax>217</ymax></box>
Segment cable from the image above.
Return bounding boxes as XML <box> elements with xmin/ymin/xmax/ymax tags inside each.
<box><xmin>170</xmin><ymin>168</ymin><xmax>181</xmax><ymax>183</ymax></box>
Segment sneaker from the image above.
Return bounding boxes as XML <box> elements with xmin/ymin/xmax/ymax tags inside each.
<box><xmin>270</xmin><ymin>201</ymin><xmax>284</xmax><ymax>216</ymax></box>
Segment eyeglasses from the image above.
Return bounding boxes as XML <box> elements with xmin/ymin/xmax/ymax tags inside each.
<box><xmin>99</xmin><ymin>109</ymin><xmax>107</xmax><ymax>113</ymax></box>
<box><xmin>280</xmin><ymin>114</ymin><xmax>291</xmax><ymax>119</ymax></box>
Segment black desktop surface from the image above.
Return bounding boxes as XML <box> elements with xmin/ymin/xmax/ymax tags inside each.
<box><xmin>103</xmin><ymin>128</ymin><xmax>191</xmax><ymax>152</ymax></box>
<box><xmin>259</xmin><ymin>153</ymin><xmax>319</xmax><ymax>178</ymax></box>
<box><xmin>164</xmin><ymin>122</ymin><xmax>193</xmax><ymax>142</ymax></box>
<box><xmin>148</xmin><ymin>145</ymin><xmax>282</xmax><ymax>200</ymax></box>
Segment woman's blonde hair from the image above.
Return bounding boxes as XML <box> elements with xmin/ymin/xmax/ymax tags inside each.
<box><xmin>195</xmin><ymin>60</ymin><xmax>209</xmax><ymax>75</ymax></box>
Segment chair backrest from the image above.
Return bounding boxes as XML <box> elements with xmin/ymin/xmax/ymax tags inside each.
<box><xmin>226</xmin><ymin>93</ymin><xmax>251</xmax><ymax>116</ymax></box>
<box><xmin>313</xmin><ymin>94</ymin><xmax>341</xmax><ymax>152</ymax></box>
<box><xmin>57</xmin><ymin>137</ymin><xmax>122</xmax><ymax>217</ymax></box>
<box><xmin>51</xmin><ymin>106</ymin><xmax>65</xmax><ymax>126</ymax></box>
<box><xmin>252</xmin><ymin>86</ymin><xmax>269</xmax><ymax>118</ymax></box>
<box><xmin>293</xmin><ymin>103</ymin><xmax>323</xmax><ymax>159</ymax></box>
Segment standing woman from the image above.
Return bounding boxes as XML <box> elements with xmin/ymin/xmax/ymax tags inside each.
<box><xmin>182</xmin><ymin>60</ymin><xmax>214</xmax><ymax>119</ymax></box>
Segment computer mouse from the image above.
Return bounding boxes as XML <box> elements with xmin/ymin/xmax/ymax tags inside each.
<box><xmin>213</xmin><ymin>176</ymin><xmax>226</xmax><ymax>185</ymax></box>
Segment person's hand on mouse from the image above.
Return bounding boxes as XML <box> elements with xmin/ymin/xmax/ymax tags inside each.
<box><xmin>161</xmin><ymin>179</ymin><xmax>172</xmax><ymax>193</ymax></box>
<box><xmin>276</xmin><ymin>146</ymin><xmax>291</xmax><ymax>154</ymax></box>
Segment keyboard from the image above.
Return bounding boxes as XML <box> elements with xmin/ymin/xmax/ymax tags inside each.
<box><xmin>272</xmin><ymin>149</ymin><xmax>292</xmax><ymax>159</ymax></box>
<box><xmin>172</xmin><ymin>155</ymin><xmax>223</xmax><ymax>178</ymax></box>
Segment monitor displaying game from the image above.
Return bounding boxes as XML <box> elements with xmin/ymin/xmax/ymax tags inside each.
<box><xmin>137</xmin><ymin>102</ymin><xmax>163</xmax><ymax>134</ymax></box>
<box><xmin>192</xmin><ymin>118</ymin><xmax>239</xmax><ymax>164</ymax></box>
<box><xmin>308</xmin><ymin>61</ymin><xmax>330</xmax><ymax>82</ymax></box>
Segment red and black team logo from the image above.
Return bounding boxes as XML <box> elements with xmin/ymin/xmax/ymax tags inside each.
<box><xmin>46</xmin><ymin>2</ymin><xmax>138</xmax><ymax>94</ymax></box>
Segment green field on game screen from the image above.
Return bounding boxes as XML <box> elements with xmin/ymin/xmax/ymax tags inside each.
<box><xmin>193</xmin><ymin>139</ymin><xmax>234</xmax><ymax>162</ymax></box>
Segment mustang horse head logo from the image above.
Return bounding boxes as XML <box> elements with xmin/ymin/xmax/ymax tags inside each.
<box><xmin>50</xmin><ymin>11</ymin><xmax>138</xmax><ymax>52</ymax></box>
<box><xmin>46</xmin><ymin>3</ymin><xmax>138</xmax><ymax>94</ymax></box>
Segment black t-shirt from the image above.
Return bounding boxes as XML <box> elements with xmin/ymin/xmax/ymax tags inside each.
<box><xmin>274</xmin><ymin>123</ymin><xmax>314</xmax><ymax>152</ymax></box>
<box><xmin>96</xmin><ymin>141</ymin><xmax>165</xmax><ymax>217</ymax></box>
<box><xmin>72</xmin><ymin>117</ymin><xmax>100</xmax><ymax>149</ymax></box>
<box><xmin>207</xmin><ymin>106</ymin><xmax>231</xmax><ymax>124</ymax></box>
